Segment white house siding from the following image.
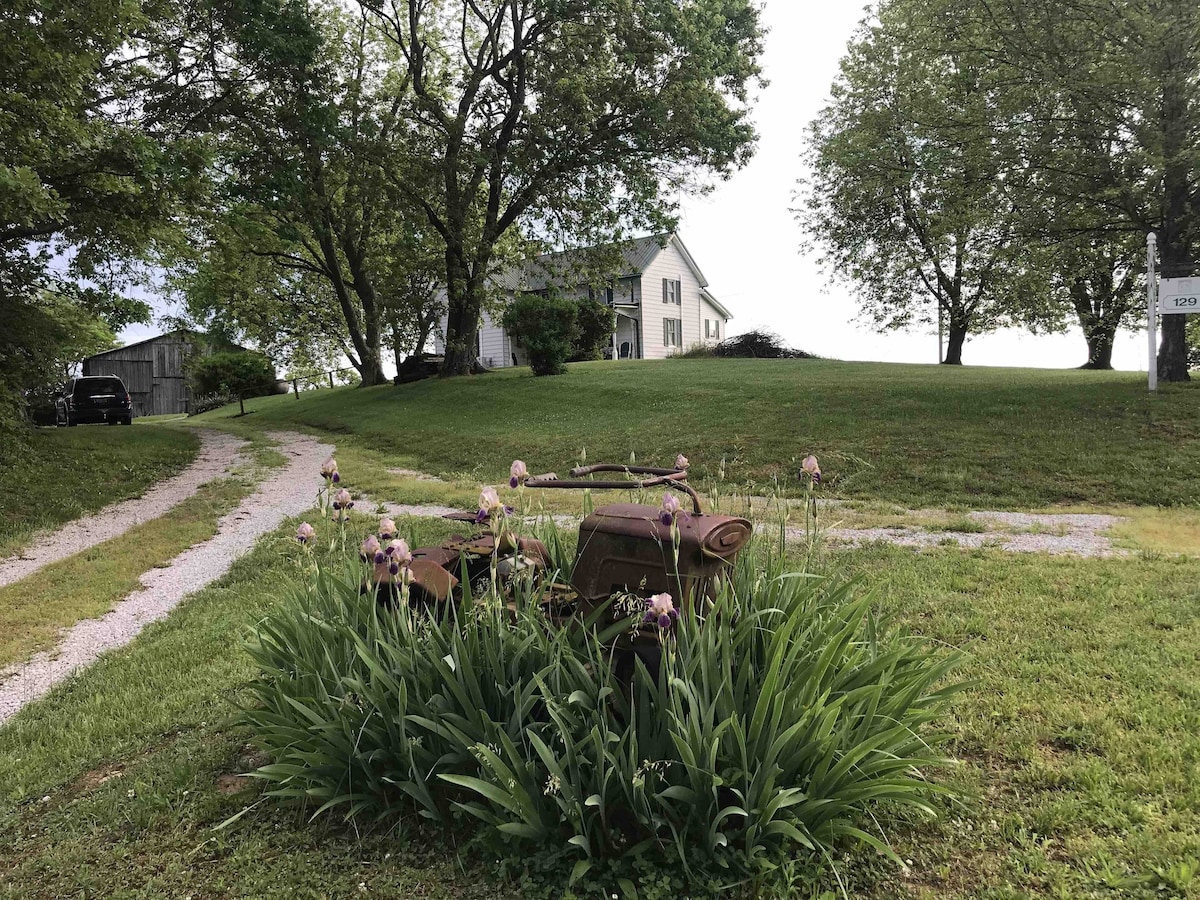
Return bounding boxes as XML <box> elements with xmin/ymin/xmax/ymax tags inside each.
<box><xmin>639</xmin><ymin>238</ymin><xmax>704</xmax><ymax>359</ymax></box>
<box><xmin>699</xmin><ymin>296</ymin><xmax>727</xmax><ymax>344</ymax></box>
<box><xmin>477</xmin><ymin>309</ymin><xmax>512</xmax><ymax>368</ymax></box>
<box><xmin>432</xmin><ymin>310</ymin><xmax>512</xmax><ymax>367</ymax></box>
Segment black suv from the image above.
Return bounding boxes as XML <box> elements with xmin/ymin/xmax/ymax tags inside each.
<box><xmin>56</xmin><ymin>376</ymin><xmax>134</xmax><ymax>426</ymax></box>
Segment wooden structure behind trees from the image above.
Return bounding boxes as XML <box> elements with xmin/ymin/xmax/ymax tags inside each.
<box><xmin>82</xmin><ymin>330</ymin><xmax>244</xmax><ymax>416</ymax></box>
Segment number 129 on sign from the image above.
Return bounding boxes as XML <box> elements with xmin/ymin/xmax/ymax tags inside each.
<box><xmin>1160</xmin><ymin>277</ymin><xmax>1200</xmax><ymax>314</ymax></box>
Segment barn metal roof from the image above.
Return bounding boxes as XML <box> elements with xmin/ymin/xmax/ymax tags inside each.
<box><xmin>84</xmin><ymin>329</ymin><xmax>247</xmax><ymax>360</ymax></box>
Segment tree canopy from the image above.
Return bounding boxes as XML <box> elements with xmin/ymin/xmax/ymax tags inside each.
<box><xmin>802</xmin><ymin>0</ymin><xmax>1200</xmax><ymax>374</ymax></box>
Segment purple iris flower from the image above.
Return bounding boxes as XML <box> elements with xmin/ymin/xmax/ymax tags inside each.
<box><xmin>643</xmin><ymin>593</ymin><xmax>678</xmax><ymax>630</ymax></box>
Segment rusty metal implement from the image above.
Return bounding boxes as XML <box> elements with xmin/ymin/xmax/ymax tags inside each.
<box><xmin>370</xmin><ymin>461</ymin><xmax>751</xmax><ymax>623</ymax></box>
<box><xmin>526</xmin><ymin>462</ymin><xmax>750</xmax><ymax>613</ymax></box>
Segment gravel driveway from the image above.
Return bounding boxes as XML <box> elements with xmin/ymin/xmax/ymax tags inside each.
<box><xmin>0</xmin><ymin>429</ymin><xmax>247</xmax><ymax>589</ymax></box>
<box><xmin>0</xmin><ymin>431</ymin><xmax>332</xmax><ymax>724</ymax></box>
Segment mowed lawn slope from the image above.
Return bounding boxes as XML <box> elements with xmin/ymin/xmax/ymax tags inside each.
<box><xmin>0</xmin><ymin>426</ymin><xmax>200</xmax><ymax>558</ymax></box>
<box><xmin>199</xmin><ymin>360</ymin><xmax>1200</xmax><ymax>509</ymax></box>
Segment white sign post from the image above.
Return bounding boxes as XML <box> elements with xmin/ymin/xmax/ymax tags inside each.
<box><xmin>1146</xmin><ymin>233</ymin><xmax>1200</xmax><ymax>392</ymax></box>
<box><xmin>1148</xmin><ymin>232</ymin><xmax>1158</xmax><ymax>392</ymax></box>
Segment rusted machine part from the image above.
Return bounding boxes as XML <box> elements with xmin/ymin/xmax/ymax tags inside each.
<box><xmin>367</xmin><ymin>531</ymin><xmax>554</xmax><ymax>609</ymax></box>
<box><xmin>526</xmin><ymin>463</ymin><xmax>702</xmax><ymax>514</ymax></box>
<box><xmin>573</xmin><ymin>503</ymin><xmax>751</xmax><ymax>614</ymax></box>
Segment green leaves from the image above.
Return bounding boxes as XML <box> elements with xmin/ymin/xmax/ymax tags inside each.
<box><xmin>243</xmin><ymin>530</ymin><xmax>962</xmax><ymax>880</ymax></box>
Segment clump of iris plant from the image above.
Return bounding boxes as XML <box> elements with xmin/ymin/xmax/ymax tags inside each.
<box><xmin>644</xmin><ymin>592</ymin><xmax>678</xmax><ymax>630</ymax></box>
<box><xmin>320</xmin><ymin>457</ymin><xmax>340</xmax><ymax>483</ymax></box>
<box><xmin>509</xmin><ymin>460</ymin><xmax>528</xmax><ymax>489</ymax></box>
<box><xmin>296</xmin><ymin>522</ymin><xmax>316</xmax><ymax>544</ymax></box>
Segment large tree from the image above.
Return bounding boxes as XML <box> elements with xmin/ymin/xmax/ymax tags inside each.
<box><xmin>180</xmin><ymin>6</ymin><xmax>428</xmax><ymax>385</ymax></box>
<box><xmin>361</xmin><ymin>0</ymin><xmax>765</xmax><ymax>376</ymax></box>
<box><xmin>968</xmin><ymin>0</ymin><xmax>1200</xmax><ymax>380</ymax></box>
<box><xmin>799</xmin><ymin>0</ymin><xmax>1034</xmax><ymax>365</ymax></box>
<box><xmin>0</xmin><ymin>0</ymin><xmax>208</xmax><ymax>427</ymax></box>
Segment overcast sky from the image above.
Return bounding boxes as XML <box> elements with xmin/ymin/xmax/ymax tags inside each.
<box><xmin>123</xmin><ymin>1</ymin><xmax>1151</xmax><ymax>372</ymax></box>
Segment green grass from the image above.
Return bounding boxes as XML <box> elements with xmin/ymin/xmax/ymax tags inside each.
<box><xmin>837</xmin><ymin>545</ymin><xmax>1200</xmax><ymax>899</ymax></box>
<box><xmin>2</xmin><ymin>510</ymin><xmax>1198</xmax><ymax>897</ymax></box>
<box><xmin>0</xmin><ymin>477</ymin><xmax>251</xmax><ymax>668</ymax></box>
<box><xmin>0</xmin><ymin>426</ymin><xmax>200</xmax><ymax>558</ymax></box>
<box><xmin>193</xmin><ymin>359</ymin><xmax>1200</xmax><ymax>510</ymax></box>
<box><xmin>0</xmin><ymin>516</ymin><xmax>515</xmax><ymax>900</ymax></box>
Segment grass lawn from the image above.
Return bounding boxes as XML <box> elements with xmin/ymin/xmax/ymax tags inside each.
<box><xmin>1</xmin><ymin>508</ymin><xmax>1197</xmax><ymax>897</ymax></box>
<box><xmin>0</xmin><ymin>426</ymin><xmax>200</xmax><ymax>558</ymax></box>
<box><xmin>4</xmin><ymin>362</ymin><xmax>1199</xmax><ymax>897</ymax></box>
<box><xmin>194</xmin><ymin>360</ymin><xmax>1200</xmax><ymax>510</ymax></box>
<box><xmin>0</xmin><ymin>476</ymin><xmax>252</xmax><ymax>669</ymax></box>
<box><xmin>0</xmin><ymin>516</ymin><xmax>516</xmax><ymax>900</ymax></box>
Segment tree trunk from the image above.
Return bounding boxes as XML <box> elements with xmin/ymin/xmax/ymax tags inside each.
<box><xmin>391</xmin><ymin>322</ymin><xmax>405</xmax><ymax>374</ymax></box>
<box><xmin>1080</xmin><ymin>329</ymin><xmax>1115</xmax><ymax>369</ymax></box>
<box><xmin>942</xmin><ymin>322</ymin><xmax>967</xmax><ymax>365</ymax></box>
<box><xmin>1158</xmin><ymin>315</ymin><xmax>1190</xmax><ymax>381</ymax></box>
<box><xmin>439</xmin><ymin>251</ymin><xmax>483</xmax><ymax>377</ymax></box>
<box><xmin>358</xmin><ymin>351</ymin><xmax>386</xmax><ymax>386</ymax></box>
<box><xmin>1071</xmin><ymin>278</ymin><xmax>1117</xmax><ymax>370</ymax></box>
<box><xmin>1156</xmin><ymin>14</ymin><xmax>1192</xmax><ymax>382</ymax></box>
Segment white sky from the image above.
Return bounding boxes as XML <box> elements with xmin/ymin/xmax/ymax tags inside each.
<box><xmin>122</xmin><ymin>1</ymin><xmax>1150</xmax><ymax>371</ymax></box>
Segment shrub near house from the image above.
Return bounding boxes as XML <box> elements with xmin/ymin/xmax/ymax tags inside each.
<box><xmin>187</xmin><ymin>351</ymin><xmax>276</xmax><ymax>415</ymax></box>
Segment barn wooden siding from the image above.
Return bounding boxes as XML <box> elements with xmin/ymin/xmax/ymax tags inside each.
<box><xmin>83</xmin><ymin>333</ymin><xmax>196</xmax><ymax>416</ymax></box>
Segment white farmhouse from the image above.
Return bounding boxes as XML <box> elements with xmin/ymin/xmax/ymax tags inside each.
<box><xmin>433</xmin><ymin>233</ymin><xmax>732</xmax><ymax>367</ymax></box>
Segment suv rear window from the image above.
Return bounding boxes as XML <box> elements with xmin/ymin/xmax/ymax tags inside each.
<box><xmin>74</xmin><ymin>378</ymin><xmax>126</xmax><ymax>397</ymax></box>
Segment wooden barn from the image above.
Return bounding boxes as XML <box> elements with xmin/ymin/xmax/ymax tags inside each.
<box><xmin>82</xmin><ymin>330</ymin><xmax>229</xmax><ymax>417</ymax></box>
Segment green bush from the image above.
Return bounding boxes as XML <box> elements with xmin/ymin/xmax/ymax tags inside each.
<box><xmin>571</xmin><ymin>299</ymin><xmax>617</xmax><ymax>362</ymax></box>
<box><xmin>501</xmin><ymin>293</ymin><xmax>581</xmax><ymax>376</ymax></box>
<box><xmin>245</xmin><ymin>529</ymin><xmax>960</xmax><ymax>891</ymax></box>
<box><xmin>187</xmin><ymin>350</ymin><xmax>276</xmax><ymax>415</ymax></box>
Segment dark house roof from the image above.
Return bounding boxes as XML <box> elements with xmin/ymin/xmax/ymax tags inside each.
<box><xmin>495</xmin><ymin>233</ymin><xmax>708</xmax><ymax>292</ymax></box>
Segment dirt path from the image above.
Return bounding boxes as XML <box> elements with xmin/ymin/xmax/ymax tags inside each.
<box><xmin>0</xmin><ymin>430</ymin><xmax>247</xmax><ymax>589</ymax></box>
<box><xmin>819</xmin><ymin>511</ymin><xmax>1125</xmax><ymax>557</ymax></box>
<box><xmin>0</xmin><ymin>432</ymin><xmax>332</xmax><ymax>724</ymax></box>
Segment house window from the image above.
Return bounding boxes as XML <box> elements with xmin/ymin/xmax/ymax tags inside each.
<box><xmin>662</xmin><ymin>278</ymin><xmax>681</xmax><ymax>305</ymax></box>
<box><xmin>704</xmin><ymin>319</ymin><xmax>720</xmax><ymax>340</ymax></box>
<box><xmin>663</xmin><ymin>317</ymin><xmax>682</xmax><ymax>347</ymax></box>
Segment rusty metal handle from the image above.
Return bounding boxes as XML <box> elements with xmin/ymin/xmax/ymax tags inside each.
<box><xmin>570</xmin><ymin>464</ymin><xmax>682</xmax><ymax>478</ymax></box>
<box><xmin>525</xmin><ymin>465</ymin><xmax>703</xmax><ymax>514</ymax></box>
